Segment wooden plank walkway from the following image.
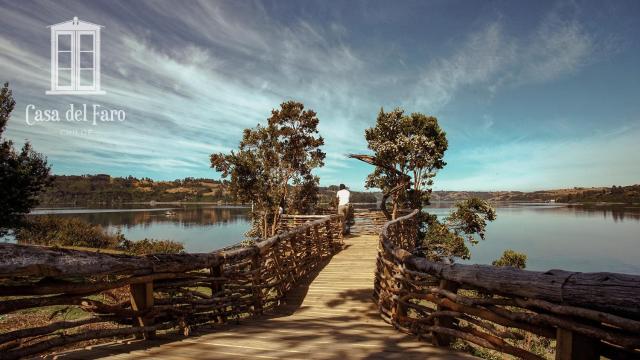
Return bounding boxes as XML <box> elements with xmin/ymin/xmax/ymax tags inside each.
<box><xmin>54</xmin><ymin>235</ymin><xmax>472</xmax><ymax>359</ymax></box>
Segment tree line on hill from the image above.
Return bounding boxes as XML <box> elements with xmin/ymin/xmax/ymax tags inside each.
<box><xmin>35</xmin><ymin>174</ymin><xmax>380</xmax><ymax>206</ymax></box>
<box><xmin>431</xmin><ymin>185</ymin><xmax>640</xmax><ymax>203</ymax></box>
<box><xmin>37</xmin><ymin>175</ymin><xmax>232</xmax><ymax>204</ymax></box>
<box><xmin>37</xmin><ymin>175</ymin><xmax>639</xmax><ymax>206</ymax></box>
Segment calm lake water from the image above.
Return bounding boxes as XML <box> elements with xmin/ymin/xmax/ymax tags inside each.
<box><xmin>23</xmin><ymin>203</ymin><xmax>640</xmax><ymax>274</ymax></box>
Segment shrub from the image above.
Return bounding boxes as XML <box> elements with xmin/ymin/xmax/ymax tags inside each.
<box><xmin>16</xmin><ymin>216</ymin><xmax>184</xmax><ymax>255</ymax></box>
<box><xmin>492</xmin><ymin>249</ymin><xmax>527</xmax><ymax>269</ymax></box>
<box><xmin>118</xmin><ymin>238</ymin><xmax>184</xmax><ymax>255</ymax></box>
<box><xmin>16</xmin><ymin>216</ymin><xmax>122</xmax><ymax>249</ymax></box>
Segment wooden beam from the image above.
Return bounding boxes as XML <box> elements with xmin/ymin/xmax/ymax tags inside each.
<box><xmin>392</xmin><ymin>245</ymin><xmax>640</xmax><ymax>317</ymax></box>
<box><xmin>130</xmin><ymin>282</ymin><xmax>155</xmax><ymax>339</ymax></box>
<box><xmin>555</xmin><ymin>328</ymin><xmax>599</xmax><ymax>360</ymax></box>
<box><xmin>0</xmin><ymin>243</ymin><xmax>223</xmax><ymax>277</ymax></box>
<box><xmin>432</xmin><ymin>280</ymin><xmax>460</xmax><ymax>347</ymax></box>
<box><xmin>210</xmin><ymin>263</ymin><xmax>226</xmax><ymax>324</ymax></box>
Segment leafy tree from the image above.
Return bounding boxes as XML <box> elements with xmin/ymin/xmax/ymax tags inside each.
<box><xmin>358</xmin><ymin>107</ymin><xmax>496</xmax><ymax>262</ymax></box>
<box><xmin>364</xmin><ymin>108</ymin><xmax>448</xmax><ymax>218</ymax></box>
<box><xmin>492</xmin><ymin>249</ymin><xmax>527</xmax><ymax>269</ymax></box>
<box><xmin>0</xmin><ymin>82</ymin><xmax>51</xmax><ymax>235</ymax></box>
<box><xmin>287</xmin><ymin>174</ymin><xmax>320</xmax><ymax>215</ymax></box>
<box><xmin>211</xmin><ymin>101</ymin><xmax>325</xmax><ymax>239</ymax></box>
<box><xmin>422</xmin><ymin>199</ymin><xmax>496</xmax><ymax>261</ymax></box>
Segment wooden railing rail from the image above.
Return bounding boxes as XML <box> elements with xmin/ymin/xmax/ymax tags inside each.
<box><xmin>375</xmin><ymin>209</ymin><xmax>640</xmax><ymax>360</ymax></box>
<box><xmin>0</xmin><ymin>214</ymin><xmax>343</xmax><ymax>360</ymax></box>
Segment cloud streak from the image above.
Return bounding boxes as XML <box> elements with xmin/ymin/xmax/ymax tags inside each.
<box><xmin>0</xmin><ymin>0</ymin><xmax>634</xmax><ymax>190</ymax></box>
<box><xmin>411</xmin><ymin>4</ymin><xmax>596</xmax><ymax>112</ymax></box>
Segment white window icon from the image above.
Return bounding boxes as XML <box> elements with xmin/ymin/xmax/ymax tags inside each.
<box><xmin>46</xmin><ymin>17</ymin><xmax>105</xmax><ymax>95</ymax></box>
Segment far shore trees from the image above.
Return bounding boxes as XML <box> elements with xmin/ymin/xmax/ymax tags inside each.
<box><xmin>211</xmin><ymin>101</ymin><xmax>325</xmax><ymax>240</ymax></box>
<box><xmin>0</xmin><ymin>82</ymin><xmax>51</xmax><ymax>235</ymax></box>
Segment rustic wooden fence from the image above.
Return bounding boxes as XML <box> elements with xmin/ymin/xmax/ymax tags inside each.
<box><xmin>350</xmin><ymin>209</ymin><xmax>388</xmax><ymax>235</ymax></box>
<box><xmin>375</xmin><ymin>209</ymin><xmax>640</xmax><ymax>359</ymax></box>
<box><xmin>277</xmin><ymin>214</ymin><xmax>329</xmax><ymax>234</ymax></box>
<box><xmin>0</xmin><ymin>215</ymin><xmax>342</xmax><ymax>360</ymax></box>
<box><xmin>279</xmin><ymin>209</ymin><xmax>388</xmax><ymax>236</ymax></box>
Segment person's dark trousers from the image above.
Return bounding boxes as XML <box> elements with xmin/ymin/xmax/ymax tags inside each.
<box><xmin>338</xmin><ymin>204</ymin><xmax>350</xmax><ymax>234</ymax></box>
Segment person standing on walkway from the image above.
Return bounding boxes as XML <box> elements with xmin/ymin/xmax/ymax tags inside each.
<box><xmin>336</xmin><ymin>184</ymin><xmax>351</xmax><ymax>234</ymax></box>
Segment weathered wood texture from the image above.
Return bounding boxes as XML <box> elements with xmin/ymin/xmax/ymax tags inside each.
<box><xmin>0</xmin><ymin>215</ymin><xmax>343</xmax><ymax>360</ymax></box>
<box><xmin>375</xmin><ymin>209</ymin><xmax>640</xmax><ymax>360</ymax></box>
<box><xmin>350</xmin><ymin>209</ymin><xmax>388</xmax><ymax>235</ymax></box>
<box><xmin>51</xmin><ymin>235</ymin><xmax>473</xmax><ymax>360</ymax></box>
<box><xmin>278</xmin><ymin>209</ymin><xmax>391</xmax><ymax>236</ymax></box>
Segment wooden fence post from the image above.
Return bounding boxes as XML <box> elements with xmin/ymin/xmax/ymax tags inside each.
<box><xmin>251</xmin><ymin>252</ymin><xmax>263</xmax><ymax>315</ymax></box>
<box><xmin>392</xmin><ymin>266</ymin><xmax>408</xmax><ymax>324</ymax></box>
<box><xmin>334</xmin><ymin>216</ymin><xmax>343</xmax><ymax>243</ymax></box>
<box><xmin>555</xmin><ymin>328</ymin><xmax>599</xmax><ymax>360</ymax></box>
<box><xmin>325</xmin><ymin>221</ymin><xmax>337</xmax><ymax>253</ymax></box>
<box><xmin>313</xmin><ymin>225</ymin><xmax>323</xmax><ymax>259</ymax></box>
<box><xmin>305</xmin><ymin>227</ymin><xmax>313</xmax><ymax>264</ymax></box>
<box><xmin>210</xmin><ymin>262</ymin><xmax>226</xmax><ymax>323</ymax></box>
<box><xmin>288</xmin><ymin>234</ymin><xmax>301</xmax><ymax>279</ymax></box>
<box><xmin>432</xmin><ymin>279</ymin><xmax>459</xmax><ymax>347</ymax></box>
<box><xmin>130</xmin><ymin>281</ymin><xmax>155</xmax><ymax>339</ymax></box>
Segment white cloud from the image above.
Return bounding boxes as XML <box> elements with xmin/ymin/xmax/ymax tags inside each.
<box><xmin>519</xmin><ymin>12</ymin><xmax>593</xmax><ymax>83</ymax></box>
<box><xmin>412</xmin><ymin>22</ymin><xmax>516</xmax><ymax>110</ymax></box>
<box><xmin>411</xmin><ymin>7</ymin><xmax>595</xmax><ymax>112</ymax></box>
<box><xmin>437</xmin><ymin>125</ymin><xmax>640</xmax><ymax>191</ymax></box>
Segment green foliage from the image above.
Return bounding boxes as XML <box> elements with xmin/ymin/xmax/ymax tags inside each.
<box><xmin>422</xmin><ymin>214</ymin><xmax>471</xmax><ymax>260</ymax></box>
<box><xmin>288</xmin><ymin>175</ymin><xmax>321</xmax><ymax>214</ymax></box>
<box><xmin>364</xmin><ymin>108</ymin><xmax>448</xmax><ymax>212</ymax></box>
<box><xmin>16</xmin><ymin>216</ymin><xmax>123</xmax><ymax>249</ymax></box>
<box><xmin>118</xmin><ymin>238</ymin><xmax>184</xmax><ymax>255</ymax></box>
<box><xmin>16</xmin><ymin>216</ymin><xmax>184</xmax><ymax>255</ymax></box>
<box><xmin>0</xmin><ymin>82</ymin><xmax>51</xmax><ymax>235</ymax></box>
<box><xmin>445</xmin><ymin>198</ymin><xmax>497</xmax><ymax>245</ymax></box>
<box><xmin>211</xmin><ymin>101</ymin><xmax>325</xmax><ymax>239</ymax></box>
<box><xmin>492</xmin><ymin>249</ymin><xmax>527</xmax><ymax>269</ymax></box>
<box><xmin>422</xmin><ymin>199</ymin><xmax>496</xmax><ymax>261</ymax></box>
<box><xmin>555</xmin><ymin>184</ymin><xmax>640</xmax><ymax>203</ymax></box>
<box><xmin>363</xmin><ymin>107</ymin><xmax>496</xmax><ymax>262</ymax></box>
<box><xmin>39</xmin><ymin>175</ymin><xmax>230</xmax><ymax>205</ymax></box>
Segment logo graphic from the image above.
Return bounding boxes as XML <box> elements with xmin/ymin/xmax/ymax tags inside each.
<box><xmin>46</xmin><ymin>17</ymin><xmax>105</xmax><ymax>95</ymax></box>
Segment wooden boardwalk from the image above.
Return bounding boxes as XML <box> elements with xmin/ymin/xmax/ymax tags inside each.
<box><xmin>55</xmin><ymin>235</ymin><xmax>471</xmax><ymax>359</ymax></box>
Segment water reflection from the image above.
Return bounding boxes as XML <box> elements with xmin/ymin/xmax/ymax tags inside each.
<box><xmin>426</xmin><ymin>202</ymin><xmax>640</xmax><ymax>223</ymax></box>
<box><xmin>25</xmin><ymin>203</ymin><xmax>640</xmax><ymax>274</ymax></box>
<box><xmin>423</xmin><ymin>203</ymin><xmax>640</xmax><ymax>275</ymax></box>
<box><xmin>33</xmin><ymin>206</ymin><xmax>249</xmax><ymax>227</ymax></box>
<box><xmin>31</xmin><ymin>205</ymin><xmax>252</xmax><ymax>253</ymax></box>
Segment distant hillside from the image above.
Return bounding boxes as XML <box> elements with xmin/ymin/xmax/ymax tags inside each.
<box><xmin>319</xmin><ymin>185</ymin><xmax>379</xmax><ymax>204</ymax></box>
<box><xmin>553</xmin><ymin>185</ymin><xmax>640</xmax><ymax>203</ymax></box>
<box><xmin>432</xmin><ymin>184</ymin><xmax>640</xmax><ymax>203</ymax></box>
<box><xmin>39</xmin><ymin>175</ymin><xmax>381</xmax><ymax>205</ymax></box>
<box><xmin>39</xmin><ymin>175</ymin><xmax>640</xmax><ymax>205</ymax></box>
<box><xmin>39</xmin><ymin>175</ymin><xmax>232</xmax><ymax>205</ymax></box>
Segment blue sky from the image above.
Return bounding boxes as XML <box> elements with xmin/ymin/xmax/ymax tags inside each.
<box><xmin>1</xmin><ymin>0</ymin><xmax>639</xmax><ymax>191</ymax></box>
